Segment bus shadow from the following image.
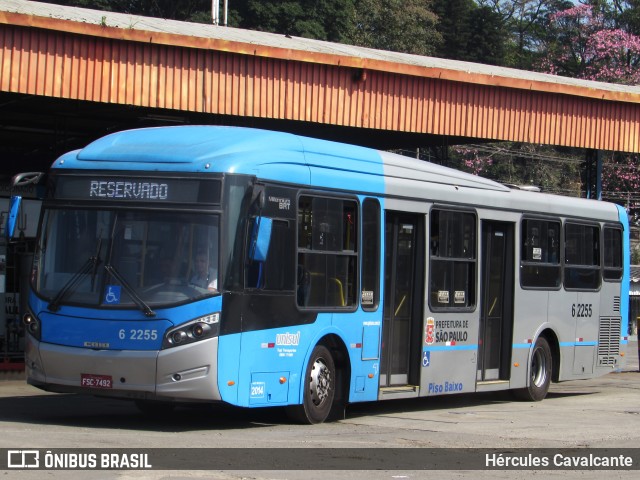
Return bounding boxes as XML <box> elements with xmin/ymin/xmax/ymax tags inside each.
<box><xmin>343</xmin><ymin>389</ymin><xmax>596</xmax><ymax>420</ymax></box>
<box><xmin>0</xmin><ymin>392</ymin><xmax>285</xmax><ymax>432</ymax></box>
<box><xmin>344</xmin><ymin>391</ymin><xmax>512</xmax><ymax>419</ymax></box>
<box><xmin>0</xmin><ymin>388</ymin><xmax>597</xmax><ymax>431</ymax></box>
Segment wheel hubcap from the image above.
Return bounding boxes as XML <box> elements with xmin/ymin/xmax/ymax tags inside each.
<box><xmin>309</xmin><ymin>357</ymin><xmax>331</xmax><ymax>406</ymax></box>
<box><xmin>531</xmin><ymin>347</ymin><xmax>547</xmax><ymax>387</ymax></box>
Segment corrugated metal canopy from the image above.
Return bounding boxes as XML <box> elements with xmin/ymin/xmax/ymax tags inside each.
<box><xmin>1</xmin><ymin>0</ymin><xmax>640</xmax><ymax>161</ymax></box>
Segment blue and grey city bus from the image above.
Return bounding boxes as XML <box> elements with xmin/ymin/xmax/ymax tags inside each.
<box><xmin>13</xmin><ymin>126</ymin><xmax>629</xmax><ymax>423</ymax></box>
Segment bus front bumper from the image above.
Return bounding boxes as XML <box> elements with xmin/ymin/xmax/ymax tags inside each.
<box><xmin>24</xmin><ymin>335</ymin><xmax>221</xmax><ymax>402</ymax></box>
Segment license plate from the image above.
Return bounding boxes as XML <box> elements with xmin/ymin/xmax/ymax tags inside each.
<box><xmin>80</xmin><ymin>373</ymin><xmax>113</xmax><ymax>389</ymax></box>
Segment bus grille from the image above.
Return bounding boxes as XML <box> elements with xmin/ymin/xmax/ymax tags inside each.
<box><xmin>597</xmin><ymin>317</ymin><xmax>621</xmax><ymax>366</ymax></box>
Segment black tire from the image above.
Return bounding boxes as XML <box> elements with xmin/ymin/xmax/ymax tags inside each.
<box><xmin>286</xmin><ymin>344</ymin><xmax>336</xmax><ymax>424</ymax></box>
<box><xmin>512</xmin><ymin>336</ymin><xmax>552</xmax><ymax>401</ymax></box>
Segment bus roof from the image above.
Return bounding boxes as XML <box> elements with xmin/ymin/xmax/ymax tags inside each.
<box><xmin>55</xmin><ymin>125</ymin><xmax>621</xmax><ymax>222</ymax></box>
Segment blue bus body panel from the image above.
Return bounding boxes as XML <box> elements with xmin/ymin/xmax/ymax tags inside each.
<box><xmin>74</xmin><ymin>126</ymin><xmax>304</xmax><ymax>170</ymax></box>
<box><xmin>49</xmin><ymin>126</ymin><xmax>392</xmax><ymax>406</ymax></box>
<box><xmin>217</xmin><ymin>332</ymin><xmax>241</xmax><ymax>405</ymax></box>
<box><xmin>617</xmin><ymin>204</ymin><xmax>631</xmax><ymax>342</ymax></box>
<box><xmin>56</xmin><ymin>126</ymin><xmax>388</xmax><ymax>193</ymax></box>
<box><xmin>30</xmin><ymin>293</ymin><xmax>223</xmax><ymax>351</ymax></box>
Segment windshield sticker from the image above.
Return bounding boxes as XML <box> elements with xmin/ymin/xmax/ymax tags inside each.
<box><xmin>104</xmin><ymin>285</ymin><xmax>122</xmax><ymax>305</ymax></box>
<box><xmin>437</xmin><ymin>290</ymin><xmax>449</xmax><ymax>303</ymax></box>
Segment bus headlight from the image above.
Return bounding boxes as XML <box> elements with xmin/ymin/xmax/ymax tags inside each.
<box><xmin>162</xmin><ymin>312</ymin><xmax>220</xmax><ymax>349</ymax></box>
<box><xmin>23</xmin><ymin>312</ymin><xmax>41</xmax><ymax>341</ymax></box>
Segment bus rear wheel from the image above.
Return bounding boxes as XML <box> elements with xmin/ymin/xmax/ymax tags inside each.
<box><xmin>513</xmin><ymin>336</ymin><xmax>552</xmax><ymax>401</ymax></box>
<box><xmin>286</xmin><ymin>344</ymin><xmax>336</xmax><ymax>424</ymax></box>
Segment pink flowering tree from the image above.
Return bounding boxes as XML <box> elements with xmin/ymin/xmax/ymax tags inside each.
<box><xmin>542</xmin><ymin>4</ymin><xmax>640</xmax><ymax>83</ymax></box>
<box><xmin>600</xmin><ymin>153</ymin><xmax>640</xmax><ymax>215</ymax></box>
<box><xmin>454</xmin><ymin>146</ymin><xmax>494</xmax><ymax>176</ymax></box>
<box><xmin>541</xmin><ymin>3</ymin><xmax>640</xmax><ymax>222</ymax></box>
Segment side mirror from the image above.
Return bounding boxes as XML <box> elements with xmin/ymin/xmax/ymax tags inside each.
<box><xmin>5</xmin><ymin>196</ymin><xmax>22</xmax><ymax>239</ymax></box>
<box><xmin>249</xmin><ymin>217</ymin><xmax>273</xmax><ymax>262</ymax></box>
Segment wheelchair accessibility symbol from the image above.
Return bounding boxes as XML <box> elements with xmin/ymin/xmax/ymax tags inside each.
<box><xmin>422</xmin><ymin>351</ymin><xmax>430</xmax><ymax>367</ymax></box>
<box><xmin>104</xmin><ymin>285</ymin><xmax>121</xmax><ymax>304</ymax></box>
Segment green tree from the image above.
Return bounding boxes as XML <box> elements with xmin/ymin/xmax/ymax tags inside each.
<box><xmin>432</xmin><ymin>0</ymin><xmax>475</xmax><ymax>61</ymax></box>
<box><xmin>467</xmin><ymin>6</ymin><xmax>509</xmax><ymax>65</ymax></box>
<box><xmin>479</xmin><ymin>0</ymin><xmax>572</xmax><ymax>69</ymax></box>
<box><xmin>618</xmin><ymin>0</ymin><xmax>640</xmax><ymax>34</ymax></box>
<box><xmin>39</xmin><ymin>0</ymin><xmax>213</xmax><ymax>22</ymax></box>
<box><xmin>433</xmin><ymin>0</ymin><xmax>508</xmax><ymax>65</ymax></box>
<box><xmin>232</xmin><ymin>0</ymin><xmax>356</xmax><ymax>42</ymax></box>
<box><xmin>347</xmin><ymin>0</ymin><xmax>442</xmax><ymax>55</ymax></box>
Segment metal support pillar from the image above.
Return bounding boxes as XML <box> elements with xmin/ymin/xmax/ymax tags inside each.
<box><xmin>583</xmin><ymin>149</ymin><xmax>603</xmax><ymax>200</ymax></box>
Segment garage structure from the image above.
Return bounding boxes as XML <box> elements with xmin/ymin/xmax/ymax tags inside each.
<box><xmin>2</xmin><ymin>0</ymin><xmax>640</xmax><ymax>369</ymax></box>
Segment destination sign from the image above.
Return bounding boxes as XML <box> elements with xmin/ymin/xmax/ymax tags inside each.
<box><xmin>52</xmin><ymin>176</ymin><xmax>221</xmax><ymax>205</ymax></box>
<box><xmin>90</xmin><ymin>180</ymin><xmax>168</xmax><ymax>200</ymax></box>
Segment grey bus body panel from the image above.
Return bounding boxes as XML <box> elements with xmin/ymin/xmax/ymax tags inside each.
<box><xmin>25</xmin><ymin>334</ymin><xmax>221</xmax><ymax>402</ymax></box>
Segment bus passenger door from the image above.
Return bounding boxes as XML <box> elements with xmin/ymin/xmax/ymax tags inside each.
<box><xmin>478</xmin><ymin>221</ymin><xmax>515</xmax><ymax>383</ymax></box>
<box><xmin>380</xmin><ymin>212</ymin><xmax>424</xmax><ymax>387</ymax></box>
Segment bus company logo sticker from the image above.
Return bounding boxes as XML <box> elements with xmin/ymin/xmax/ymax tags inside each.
<box><xmin>276</xmin><ymin>331</ymin><xmax>300</xmax><ymax>346</ymax></box>
<box><xmin>104</xmin><ymin>285</ymin><xmax>121</xmax><ymax>305</ymax></box>
<box><xmin>425</xmin><ymin>317</ymin><xmax>435</xmax><ymax>345</ymax></box>
<box><xmin>261</xmin><ymin>332</ymin><xmax>300</xmax><ymax>358</ymax></box>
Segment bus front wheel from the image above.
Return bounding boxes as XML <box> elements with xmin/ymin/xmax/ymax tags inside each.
<box><xmin>513</xmin><ymin>336</ymin><xmax>552</xmax><ymax>401</ymax></box>
<box><xmin>287</xmin><ymin>344</ymin><xmax>336</xmax><ymax>424</ymax></box>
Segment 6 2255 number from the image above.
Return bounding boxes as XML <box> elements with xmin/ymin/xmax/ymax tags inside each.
<box><xmin>571</xmin><ymin>303</ymin><xmax>593</xmax><ymax>318</ymax></box>
<box><xmin>118</xmin><ymin>329</ymin><xmax>158</xmax><ymax>341</ymax></box>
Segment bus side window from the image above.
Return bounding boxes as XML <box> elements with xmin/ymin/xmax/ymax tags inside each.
<box><xmin>520</xmin><ymin>218</ymin><xmax>561</xmax><ymax>289</ymax></box>
<box><xmin>429</xmin><ymin>209</ymin><xmax>476</xmax><ymax>310</ymax></box>
<box><xmin>603</xmin><ymin>226</ymin><xmax>623</xmax><ymax>281</ymax></box>
<box><xmin>297</xmin><ymin>195</ymin><xmax>358</xmax><ymax>309</ymax></box>
<box><xmin>361</xmin><ymin>198</ymin><xmax>380</xmax><ymax>311</ymax></box>
<box><xmin>564</xmin><ymin>222</ymin><xmax>600</xmax><ymax>290</ymax></box>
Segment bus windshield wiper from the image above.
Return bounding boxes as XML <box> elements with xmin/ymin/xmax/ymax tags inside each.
<box><xmin>48</xmin><ymin>254</ymin><xmax>101</xmax><ymax>312</ymax></box>
<box><xmin>104</xmin><ymin>264</ymin><xmax>156</xmax><ymax>317</ymax></box>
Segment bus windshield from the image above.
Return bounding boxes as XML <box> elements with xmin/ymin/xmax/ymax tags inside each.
<box><xmin>33</xmin><ymin>208</ymin><xmax>220</xmax><ymax>309</ymax></box>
